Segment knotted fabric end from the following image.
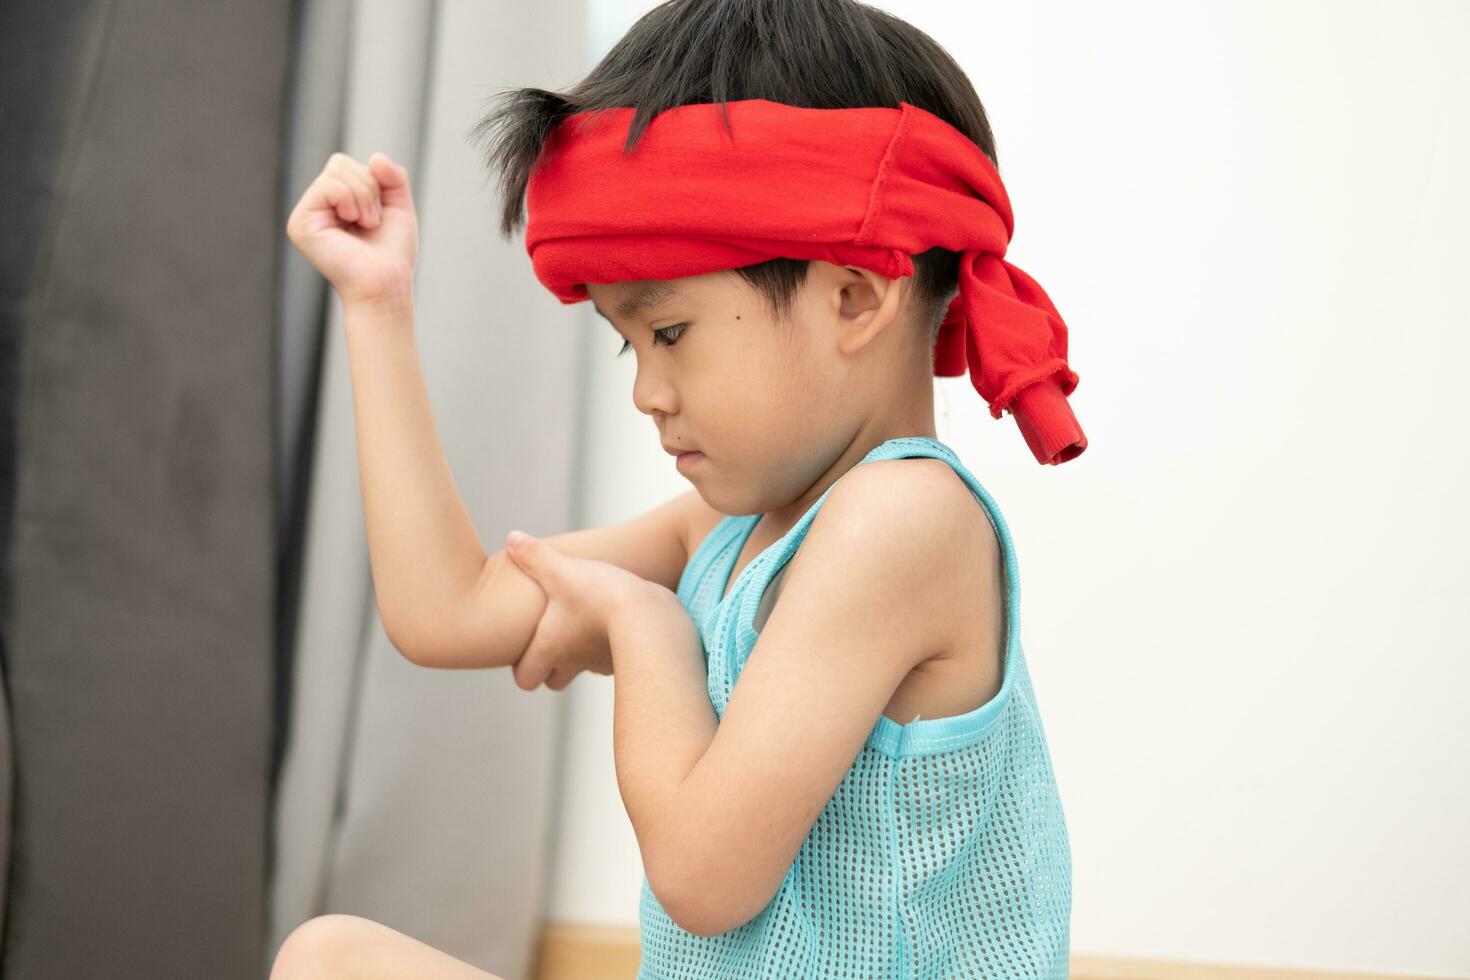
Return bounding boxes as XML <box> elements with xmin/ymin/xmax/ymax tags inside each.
<box><xmin>1008</xmin><ymin>375</ymin><xmax>1087</xmax><ymax>466</ymax></box>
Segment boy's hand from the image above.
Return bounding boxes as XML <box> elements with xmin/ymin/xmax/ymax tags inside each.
<box><xmin>502</xmin><ymin>530</ymin><xmax>657</xmax><ymax>692</ymax></box>
<box><xmin>285</xmin><ymin>151</ymin><xmax>419</xmax><ymax>309</ymax></box>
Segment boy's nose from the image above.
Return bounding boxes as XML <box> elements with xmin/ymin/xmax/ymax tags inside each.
<box><xmin>631</xmin><ymin>369</ymin><xmax>678</xmax><ymax>419</ymax></box>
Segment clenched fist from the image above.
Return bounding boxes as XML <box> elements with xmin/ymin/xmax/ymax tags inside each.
<box><xmin>285</xmin><ymin>151</ymin><xmax>418</xmax><ymax>308</ymax></box>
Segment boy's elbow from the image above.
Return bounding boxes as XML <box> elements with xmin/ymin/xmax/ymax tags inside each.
<box><xmin>650</xmin><ymin>852</ymin><xmax>755</xmax><ymax>938</ymax></box>
<box><xmin>380</xmin><ymin>601</ymin><xmax>520</xmax><ymax>670</ymax></box>
<box><xmin>646</xmin><ymin>848</ymin><xmax>713</xmax><ymax>936</ymax></box>
<box><xmin>660</xmin><ymin>885</ymin><xmax>724</xmax><ymax>938</ymax></box>
<box><xmin>665</xmin><ymin>889</ymin><xmax>753</xmax><ymax>939</ymax></box>
<box><xmin>380</xmin><ymin>609</ymin><xmax>464</xmax><ymax>668</ymax></box>
<box><xmin>380</xmin><ymin>617</ymin><xmax>436</xmax><ymax>667</ymax></box>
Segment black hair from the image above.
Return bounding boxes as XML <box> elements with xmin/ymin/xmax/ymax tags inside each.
<box><xmin>468</xmin><ymin>0</ymin><xmax>997</xmax><ymax>339</ymax></box>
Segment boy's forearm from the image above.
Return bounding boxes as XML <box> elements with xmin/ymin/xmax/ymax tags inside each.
<box><xmin>341</xmin><ymin>295</ymin><xmax>489</xmax><ymax>656</ymax></box>
<box><xmin>607</xmin><ymin>593</ymin><xmax>718</xmax><ymax>891</ymax></box>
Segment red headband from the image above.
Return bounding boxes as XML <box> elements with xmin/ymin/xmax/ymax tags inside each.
<box><xmin>524</xmin><ymin>98</ymin><xmax>1087</xmax><ymax>466</ymax></box>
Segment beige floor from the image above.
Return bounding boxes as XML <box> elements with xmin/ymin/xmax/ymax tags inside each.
<box><xmin>530</xmin><ymin>921</ymin><xmax>1441</xmax><ymax>980</ymax></box>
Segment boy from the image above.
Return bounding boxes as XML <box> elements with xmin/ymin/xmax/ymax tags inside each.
<box><xmin>277</xmin><ymin>0</ymin><xmax>1078</xmax><ymax>976</ymax></box>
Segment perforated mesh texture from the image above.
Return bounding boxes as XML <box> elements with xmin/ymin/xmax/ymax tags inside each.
<box><xmin>637</xmin><ymin>437</ymin><xmax>1071</xmax><ymax>979</ymax></box>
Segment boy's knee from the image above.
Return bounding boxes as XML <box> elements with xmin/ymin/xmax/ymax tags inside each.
<box><xmin>271</xmin><ymin>914</ymin><xmax>378</xmax><ymax>978</ymax></box>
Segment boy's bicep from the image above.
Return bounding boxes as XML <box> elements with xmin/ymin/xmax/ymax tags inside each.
<box><xmin>406</xmin><ymin>489</ymin><xmax>702</xmax><ymax>669</ymax></box>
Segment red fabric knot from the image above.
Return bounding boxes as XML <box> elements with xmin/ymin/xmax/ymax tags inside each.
<box><xmin>524</xmin><ymin>98</ymin><xmax>1087</xmax><ymax>465</ymax></box>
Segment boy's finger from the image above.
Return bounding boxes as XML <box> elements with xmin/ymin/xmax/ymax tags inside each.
<box><xmin>322</xmin><ymin>177</ymin><xmax>360</xmax><ymax>222</ymax></box>
<box><xmin>369</xmin><ymin>152</ymin><xmax>413</xmax><ymax>211</ymax></box>
<box><xmin>512</xmin><ymin>647</ymin><xmax>551</xmax><ymax>691</ymax></box>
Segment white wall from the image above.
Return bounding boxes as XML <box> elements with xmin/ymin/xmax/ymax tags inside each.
<box><xmin>543</xmin><ymin>2</ymin><xmax>1470</xmax><ymax>975</ymax></box>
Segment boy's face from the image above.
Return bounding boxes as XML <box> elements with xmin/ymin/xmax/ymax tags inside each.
<box><xmin>585</xmin><ymin>262</ymin><xmax>911</xmax><ymax>516</ymax></box>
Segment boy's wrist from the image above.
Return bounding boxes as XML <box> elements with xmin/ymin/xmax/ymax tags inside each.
<box><xmin>343</xmin><ymin>288</ymin><xmax>415</xmax><ymax>322</ymax></box>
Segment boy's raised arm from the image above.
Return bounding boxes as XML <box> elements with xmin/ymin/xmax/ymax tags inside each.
<box><xmin>346</xmin><ymin>289</ymin><xmax>702</xmax><ymax>667</ymax></box>
<box><xmin>287</xmin><ymin>150</ymin><xmax>696</xmax><ymax>675</ymax></box>
<box><xmin>343</xmin><ymin>295</ymin><xmax>696</xmax><ymax>671</ymax></box>
<box><xmin>339</xmin><ymin>295</ymin><xmax>513</xmax><ymax>665</ymax></box>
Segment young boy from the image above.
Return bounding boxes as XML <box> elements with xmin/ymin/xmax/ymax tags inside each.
<box><xmin>277</xmin><ymin>0</ymin><xmax>1079</xmax><ymax>976</ymax></box>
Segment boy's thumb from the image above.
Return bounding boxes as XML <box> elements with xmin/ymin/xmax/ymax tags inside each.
<box><xmin>368</xmin><ymin>151</ymin><xmax>403</xmax><ymax>179</ymax></box>
<box><xmin>368</xmin><ymin>151</ymin><xmax>412</xmax><ymax>208</ymax></box>
<box><xmin>506</xmin><ymin>530</ymin><xmax>543</xmax><ymax>573</ymax></box>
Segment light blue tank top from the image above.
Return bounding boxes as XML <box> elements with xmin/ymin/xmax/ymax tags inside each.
<box><xmin>637</xmin><ymin>435</ymin><xmax>1072</xmax><ymax>979</ymax></box>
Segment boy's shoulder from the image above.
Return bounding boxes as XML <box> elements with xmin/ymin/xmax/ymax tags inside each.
<box><xmin>767</xmin><ymin>454</ymin><xmax>992</xmax><ymax>640</ymax></box>
<box><xmin>823</xmin><ymin>453</ymin><xmax>983</xmax><ymax>544</ymax></box>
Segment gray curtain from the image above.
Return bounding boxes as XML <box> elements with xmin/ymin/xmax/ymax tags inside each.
<box><xmin>0</xmin><ymin>0</ymin><xmax>291</xmax><ymax>975</ymax></box>
<box><xmin>0</xmin><ymin>0</ymin><xmax>586</xmax><ymax>976</ymax></box>
<box><xmin>0</xmin><ymin>0</ymin><xmax>100</xmax><ymax>960</ymax></box>
<box><xmin>267</xmin><ymin>0</ymin><xmax>587</xmax><ymax>977</ymax></box>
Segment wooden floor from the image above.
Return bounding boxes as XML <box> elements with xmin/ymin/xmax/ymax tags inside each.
<box><xmin>531</xmin><ymin>921</ymin><xmax>1447</xmax><ymax>980</ymax></box>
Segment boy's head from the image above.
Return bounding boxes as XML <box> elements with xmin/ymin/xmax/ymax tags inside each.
<box><xmin>472</xmin><ymin>0</ymin><xmax>1005</xmax><ymax>512</ymax></box>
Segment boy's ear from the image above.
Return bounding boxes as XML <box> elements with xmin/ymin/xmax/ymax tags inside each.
<box><xmin>831</xmin><ymin>264</ymin><xmax>904</xmax><ymax>356</ymax></box>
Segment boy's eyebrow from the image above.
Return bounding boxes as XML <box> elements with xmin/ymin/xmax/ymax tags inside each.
<box><xmin>591</xmin><ymin>280</ymin><xmax>684</xmax><ymax>323</ymax></box>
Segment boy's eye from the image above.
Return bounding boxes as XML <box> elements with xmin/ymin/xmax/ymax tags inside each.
<box><xmin>617</xmin><ymin>323</ymin><xmax>688</xmax><ymax>357</ymax></box>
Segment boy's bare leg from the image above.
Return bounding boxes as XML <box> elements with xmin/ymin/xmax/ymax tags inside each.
<box><xmin>269</xmin><ymin>914</ymin><xmax>508</xmax><ymax>980</ymax></box>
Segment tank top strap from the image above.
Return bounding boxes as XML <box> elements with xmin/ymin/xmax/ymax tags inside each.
<box><xmin>723</xmin><ymin>435</ymin><xmax>1022</xmax><ymax>693</ymax></box>
<box><xmin>676</xmin><ymin>512</ymin><xmax>762</xmax><ymax>634</ymax></box>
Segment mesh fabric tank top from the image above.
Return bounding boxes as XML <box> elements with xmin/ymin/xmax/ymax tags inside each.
<box><xmin>637</xmin><ymin>435</ymin><xmax>1072</xmax><ymax>979</ymax></box>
